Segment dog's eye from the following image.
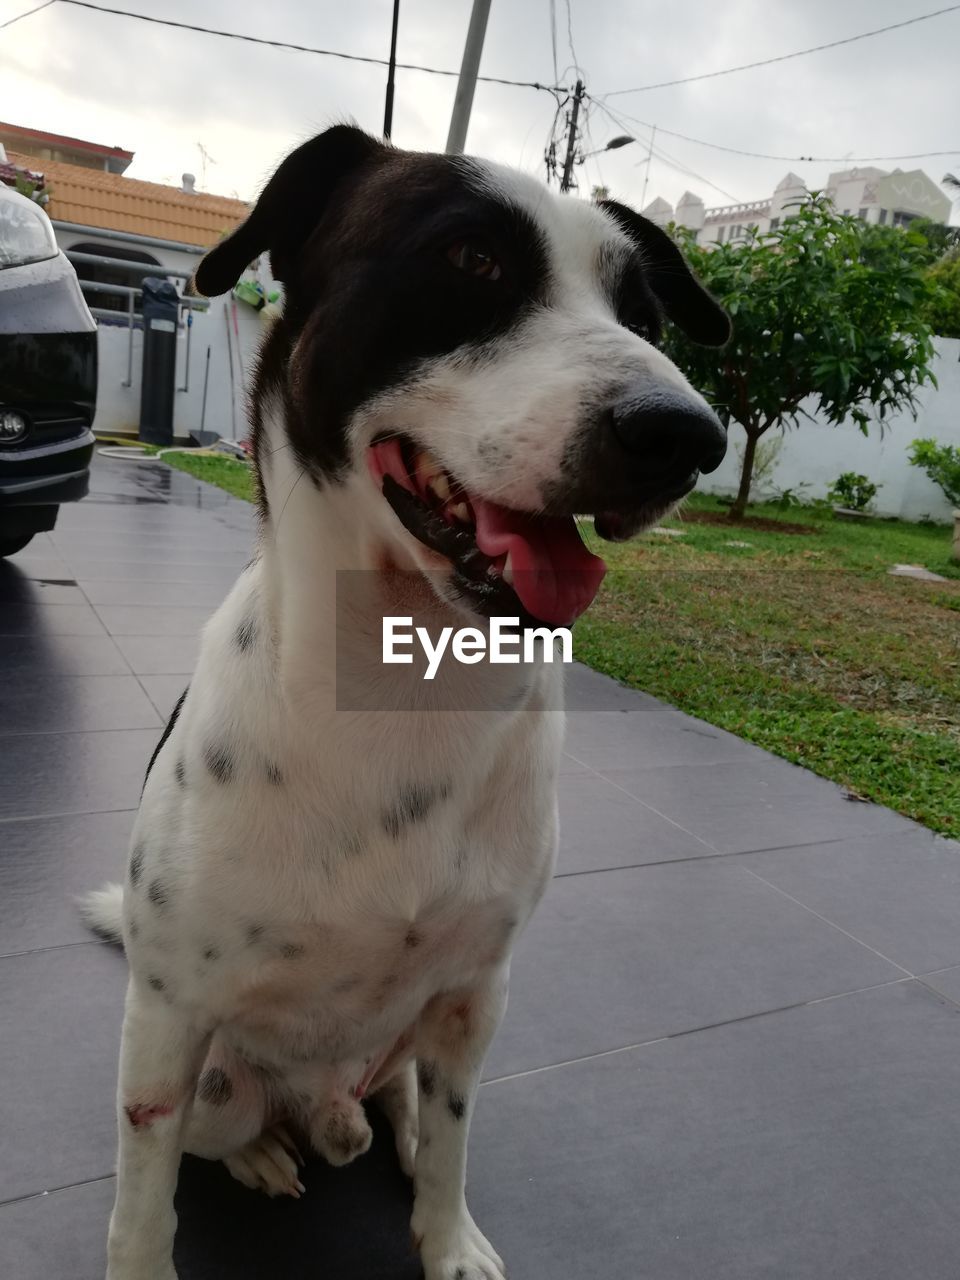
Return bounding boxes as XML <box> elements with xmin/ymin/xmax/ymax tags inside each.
<box><xmin>446</xmin><ymin>240</ymin><xmax>502</xmax><ymax>281</ymax></box>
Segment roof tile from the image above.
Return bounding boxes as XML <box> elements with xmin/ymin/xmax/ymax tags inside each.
<box><xmin>7</xmin><ymin>151</ymin><xmax>249</xmax><ymax>248</ymax></box>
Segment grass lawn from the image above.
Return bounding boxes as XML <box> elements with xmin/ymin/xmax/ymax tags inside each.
<box><xmin>160</xmin><ymin>450</ymin><xmax>256</xmax><ymax>502</ymax></box>
<box><xmin>576</xmin><ymin>494</ymin><xmax>960</xmax><ymax>837</ymax></box>
<box><xmin>152</xmin><ymin>450</ymin><xmax>960</xmax><ymax>836</ymax></box>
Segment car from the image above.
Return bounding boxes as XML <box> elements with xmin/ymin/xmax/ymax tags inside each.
<box><xmin>0</xmin><ymin>181</ymin><xmax>97</xmax><ymax>557</ymax></box>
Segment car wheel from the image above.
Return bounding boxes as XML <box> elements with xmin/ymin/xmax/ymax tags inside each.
<box><xmin>0</xmin><ymin>533</ymin><xmax>36</xmax><ymax>557</ymax></box>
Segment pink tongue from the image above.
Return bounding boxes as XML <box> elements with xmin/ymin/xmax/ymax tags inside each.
<box><xmin>367</xmin><ymin>441</ymin><xmax>606</xmax><ymax>625</ymax></box>
<box><xmin>472</xmin><ymin>498</ymin><xmax>606</xmax><ymax>626</ymax></box>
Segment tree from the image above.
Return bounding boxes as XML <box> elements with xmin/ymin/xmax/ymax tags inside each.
<box><xmin>905</xmin><ymin>217</ymin><xmax>960</xmax><ymax>263</ymax></box>
<box><xmin>920</xmin><ymin>253</ymin><xmax>960</xmax><ymax>338</ymax></box>
<box><xmin>665</xmin><ymin>195</ymin><xmax>937</xmax><ymax>518</ymax></box>
<box><xmin>909</xmin><ymin>439</ymin><xmax>960</xmax><ymax>508</ymax></box>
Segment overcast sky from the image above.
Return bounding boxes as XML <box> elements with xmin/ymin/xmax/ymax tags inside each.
<box><xmin>2</xmin><ymin>0</ymin><xmax>959</xmax><ymax>220</ymax></box>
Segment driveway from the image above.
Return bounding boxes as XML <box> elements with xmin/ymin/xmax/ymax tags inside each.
<box><xmin>3</xmin><ymin>455</ymin><xmax>960</xmax><ymax>1279</ymax></box>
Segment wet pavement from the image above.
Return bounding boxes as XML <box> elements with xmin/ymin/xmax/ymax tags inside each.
<box><xmin>3</xmin><ymin>455</ymin><xmax>960</xmax><ymax>1279</ymax></box>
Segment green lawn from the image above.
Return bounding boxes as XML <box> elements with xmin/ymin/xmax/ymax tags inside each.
<box><xmin>151</xmin><ymin>450</ymin><xmax>960</xmax><ymax>836</ymax></box>
<box><xmin>160</xmin><ymin>450</ymin><xmax>256</xmax><ymax>502</ymax></box>
<box><xmin>576</xmin><ymin>494</ymin><xmax>960</xmax><ymax>837</ymax></box>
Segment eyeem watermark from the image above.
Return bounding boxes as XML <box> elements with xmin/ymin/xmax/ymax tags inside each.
<box><xmin>383</xmin><ymin>616</ymin><xmax>573</xmax><ymax>681</ymax></box>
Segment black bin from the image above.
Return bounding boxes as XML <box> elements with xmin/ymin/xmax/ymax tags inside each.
<box><xmin>139</xmin><ymin>277</ymin><xmax>179</xmax><ymax>445</ymax></box>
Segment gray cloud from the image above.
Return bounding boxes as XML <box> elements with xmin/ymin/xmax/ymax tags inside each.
<box><xmin>2</xmin><ymin>0</ymin><xmax>958</xmax><ymax>216</ymax></box>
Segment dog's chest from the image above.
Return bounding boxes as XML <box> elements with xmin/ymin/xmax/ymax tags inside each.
<box><xmin>214</xmin><ymin>890</ymin><xmax>514</xmax><ymax>1070</ymax></box>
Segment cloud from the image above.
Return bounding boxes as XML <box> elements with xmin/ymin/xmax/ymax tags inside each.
<box><xmin>1</xmin><ymin>0</ymin><xmax>957</xmax><ymax>216</ymax></box>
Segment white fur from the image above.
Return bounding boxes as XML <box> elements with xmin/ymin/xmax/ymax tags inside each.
<box><xmin>88</xmin><ymin>163</ymin><xmax>701</xmax><ymax>1280</ymax></box>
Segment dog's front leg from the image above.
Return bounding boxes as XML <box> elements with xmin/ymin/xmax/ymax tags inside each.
<box><xmin>412</xmin><ymin>972</ymin><xmax>508</xmax><ymax>1280</ymax></box>
<box><xmin>106</xmin><ymin>980</ymin><xmax>211</xmax><ymax>1280</ymax></box>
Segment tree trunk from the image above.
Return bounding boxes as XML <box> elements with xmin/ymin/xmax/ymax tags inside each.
<box><xmin>730</xmin><ymin>429</ymin><xmax>759</xmax><ymax>520</ymax></box>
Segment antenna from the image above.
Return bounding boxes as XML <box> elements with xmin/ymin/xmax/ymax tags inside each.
<box><xmin>196</xmin><ymin>142</ymin><xmax>217</xmax><ymax>188</ymax></box>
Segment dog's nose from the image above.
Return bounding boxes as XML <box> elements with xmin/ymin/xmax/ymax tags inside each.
<box><xmin>608</xmin><ymin>388</ymin><xmax>727</xmax><ymax>478</ymax></box>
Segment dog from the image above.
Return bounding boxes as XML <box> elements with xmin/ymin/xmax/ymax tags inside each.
<box><xmin>82</xmin><ymin>123</ymin><xmax>729</xmax><ymax>1280</ymax></box>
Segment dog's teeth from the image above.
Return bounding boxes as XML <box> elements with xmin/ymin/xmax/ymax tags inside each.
<box><xmin>502</xmin><ymin>553</ymin><xmax>515</xmax><ymax>586</ymax></box>
<box><xmin>447</xmin><ymin>501</ymin><xmax>472</xmax><ymax>525</ymax></box>
<box><xmin>430</xmin><ymin>472</ymin><xmax>451</xmax><ymax>502</ymax></box>
<box><xmin>413</xmin><ymin>451</ymin><xmax>438</xmax><ymax>490</ymax></box>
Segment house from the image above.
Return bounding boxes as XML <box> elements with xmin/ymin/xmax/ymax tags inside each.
<box><xmin>643</xmin><ymin>167</ymin><xmax>952</xmax><ymax>243</ymax></box>
<box><xmin>1</xmin><ymin>122</ymin><xmax>271</xmax><ymax>442</ymax></box>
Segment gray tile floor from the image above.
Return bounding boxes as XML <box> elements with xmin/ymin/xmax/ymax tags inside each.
<box><xmin>2</xmin><ymin>456</ymin><xmax>960</xmax><ymax>1279</ymax></box>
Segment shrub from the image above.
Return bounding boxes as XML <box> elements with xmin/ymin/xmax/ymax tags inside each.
<box><xmin>909</xmin><ymin>439</ymin><xmax>960</xmax><ymax>507</ymax></box>
<box><xmin>827</xmin><ymin>472</ymin><xmax>880</xmax><ymax>511</ymax></box>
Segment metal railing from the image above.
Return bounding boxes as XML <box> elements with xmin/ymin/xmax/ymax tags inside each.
<box><xmin>78</xmin><ymin>278</ymin><xmax>208</xmax><ymax>392</ymax></box>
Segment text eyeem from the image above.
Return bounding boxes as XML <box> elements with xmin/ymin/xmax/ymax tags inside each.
<box><xmin>382</xmin><ymin>616</ymin><xmax>573</xmax><ymax>681</ymax></box>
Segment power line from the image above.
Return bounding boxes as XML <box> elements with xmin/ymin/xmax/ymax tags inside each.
<box><xmin>42</xmin><ymin>0</ymin><xmax>565</xmax><ymax>93</ymax></box>
<box><xmin>564</xmin><ymin>0</ymin><xmax>581</xmax><ymax>75</ymax></box>
<box><xmin>604</xmin><ymin>4</ymin><xmax>960</xmax><ymax>97</ymax></box>
<box><xmin>0</xmin><ymin>0</ymin><xmax>55</xmax><ymax>30</ymax></box>
<box><xmin>587</xmin><ymin>97</ymin><xmax>959</xmax><ymax>165</ymax></box>
<box><xmin>592</xmin><ymin>97</ymin><xmax>742</xmax><ymax>204</ymax></box>
<box><xmin>548</xmin><ymin>0</ymin><xmax>560</xmax><ymax>83</ymax></box>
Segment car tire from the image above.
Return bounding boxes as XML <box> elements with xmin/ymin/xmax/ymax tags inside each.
<box><xmin>0</xmin><ymin>533</ymin><xmax>36</xmax><ymax>557</ymax></box>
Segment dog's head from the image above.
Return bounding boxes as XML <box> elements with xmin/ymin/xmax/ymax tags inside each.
<box><xmin>197</xmin><ymin>125</ymin><xmax>729</xmax><ymax>628</ymax></box>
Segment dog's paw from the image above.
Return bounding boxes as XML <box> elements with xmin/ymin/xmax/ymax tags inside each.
<box><xmin>417</xmin><ymin>1214</ymin><xmax>506</xmax><ymax>1280</ymax></box>
<box><xmin>223</xmin><ymin>1125</ymin><xmax>306</xmax><ymax>1198</ymax></box>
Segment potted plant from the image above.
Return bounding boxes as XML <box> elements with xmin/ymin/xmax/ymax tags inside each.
<box><xmin>827</xmin><ymin>472</ymin><xmax>880</xmax><ymax>520</ymax></box>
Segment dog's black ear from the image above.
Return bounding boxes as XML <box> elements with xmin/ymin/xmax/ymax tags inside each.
<box><xmin>599</xmin><ymin>199</ymin><xmax>731</xmax><ymax>347</ymax></box>
<box><xmin>194</xmin><ymin>125</ymin><xmax>384</xmax><ymax>296</ymax></box>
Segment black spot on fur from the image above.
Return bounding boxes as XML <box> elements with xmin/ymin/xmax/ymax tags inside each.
<box><xmin>266</xmin><ymin>762</ymin><xmax>283</xmax><ymax>785</ymax></box>
<box><xmin>448</xmin><ymin>1091</ymin><xmax>466</xmax><ymax>1121</ymax></box>
<box><xmin>202</xmin><ymin>944</ymin><xmax>220</xmax><ymax>962</ymax></box>
<box><xmin>197</xmin><ymin>1067</ymin><xmax>233</xmax><ymax>1106</ymax></box>
<box><xmin>246</xmin><ymin>923</ymin><xmax>265</xmax><ymax>944</ymax></box>
<box><xmin>384</xmin><ymin>783</ymin><xmax>448</xmax><ymax>839</ymax></box>
<box><xmin>280</xmin><ymin>941</ymin><xmax>305</xmax><ymax>959</ymax></box>
<box><xmin>235</xmin><ymin>616</ymin><xmax>256</xmax><ymax>652</ymax></box>
<box><xmin>143</xmin><ymin>687</ymin><xmax>188</xmax><ymax>792</ymax></box>
<box><xmin>454</xmin><ymin>1270</ymin><xmax>467</xmax><ymax>1280</ymax></box>
<box><xmin>204</xmin><ymin>743</ymin><xmax>234</xmax><ymax>784</ymax></box>
<box><xmin>148</xmin><ymin>975</ymin><xmax>166</xmax><ymax>993</ymax></box>
<box><xmin>147</xmin><ymin>879</ymin><xmax>169</xmax><ymax>910</ymax></box>
<box><xmin>129</xmin><ymin>843</ymin><xmax>146</xmax><ymax>888</ymax></box>
<box><xmin>174</xmin><ymin>758</ymin><xmax>186</xmax><ymax>787</ymax></box>
<box><xmin>417</xmin><ymin>1060</ymin><xmax>438</xmax><ymax>1099</ymax></box>
<box><xmin>404</xmin><ymin>928</ymin><xmax>422</xmax><ymax>949</ymax></box>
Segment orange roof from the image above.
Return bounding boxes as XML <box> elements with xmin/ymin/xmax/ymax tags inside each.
<box><xmin>7</xmin><ymin>150</ymin><xmax>249</xmax><ymax>248</ymax></box>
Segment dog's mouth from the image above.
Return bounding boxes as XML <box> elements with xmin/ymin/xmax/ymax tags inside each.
<box><xmin>367</xmin><ymin>436</ymin><xmax>607</xmax><ymax>627</ymax></box>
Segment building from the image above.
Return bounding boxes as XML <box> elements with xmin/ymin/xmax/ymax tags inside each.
<box><xmin>0</xmin><ymin>122</ymin><xmax>268</xmax><ymax>442</ymax></box>
<box><xmin>643</xmin><ymin>166</ymin><xmax>952</xmax><ymax>243</ymax></box>
<box><xmin>0</xmin><ymin>120</ymin><xmax>133</xmax><ymax>174</ymax></box>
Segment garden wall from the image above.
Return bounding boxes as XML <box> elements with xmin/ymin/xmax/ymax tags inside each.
<box><xmin>92</xmin><ymin>297</ymin><xmax>266</xmax><ymax>444</ymax></box>
<box><xmin>699</xmin><ymin>336</ymin><xmax>960</xmax><ymax>522</ymax></box>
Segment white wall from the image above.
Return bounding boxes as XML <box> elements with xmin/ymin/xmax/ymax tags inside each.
<box><xmin>699</xmin><ymin>337</ymin><xmax>960</xmax><ymax>522</ymax></box>
<box><xmin>92</xmin><ymin>297</ymin><xmax>266</xmax><ymax>441</ymax></box>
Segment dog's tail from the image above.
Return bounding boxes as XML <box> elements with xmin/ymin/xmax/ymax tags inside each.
<box><xmin>79</xmin><ymin>882</ymin><xmax>125</xmax><ymax>947</ymax></box>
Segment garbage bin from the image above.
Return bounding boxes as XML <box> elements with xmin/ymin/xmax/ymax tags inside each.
<box><xmin>139</xmin><ymin>277</ymin><xmax>179</xmax><ymax>445</ymax></box>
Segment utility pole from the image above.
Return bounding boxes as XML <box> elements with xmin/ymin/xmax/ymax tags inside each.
<box><xmin>383</xmin><ymin>0</ymin><xmax>401</xmax><ymax>140</ymax></box>
<box><xmin>559</xmin><ymin>79</ymin><xmax>585</xmax><ymax>193</ymax></box>
<box><xmin>445</xmin><ymin>0</ymin><xmax>493</xmax><ymax>154</ymax></box>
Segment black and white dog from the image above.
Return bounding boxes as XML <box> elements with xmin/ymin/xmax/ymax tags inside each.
<box><xmin>83</xmin><ymin>124</ymin><xmax>729</xmax><ymax>1280</ymax></box>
